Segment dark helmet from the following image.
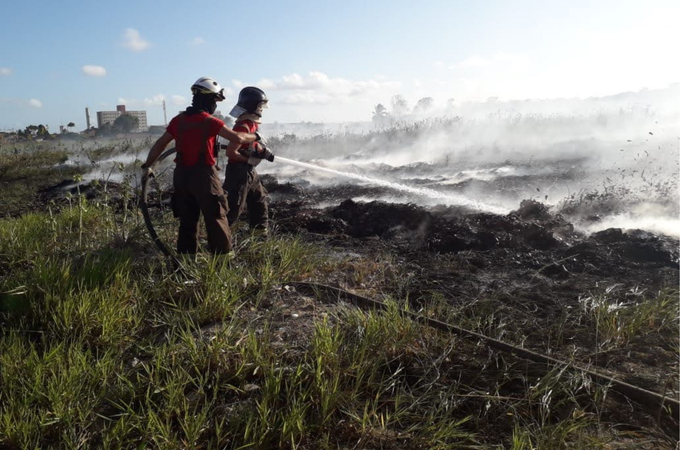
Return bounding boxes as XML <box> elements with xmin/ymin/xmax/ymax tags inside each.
<box><xmin>230</xmin><ymin>86</ymin><xmax>269</xmax><ymax>117</ymax></box>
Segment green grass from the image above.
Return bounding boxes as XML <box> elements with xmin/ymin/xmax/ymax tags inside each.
<box><xmin>1</xmin><ymin>204</ymin><xmax>675</xmax><ymax>448</ymax></box>
<box><xmin>0</xmin><ymin>138</ymin><xmax>677</xmax><ymax>449</ymax></box>
<box><xmin>579</xmin><ymin>289</ymin><xmax>679</xmax><ymax>350</ymax></box>
<box><xmin>0</xmin><ymin>206</ymin><xmax>478</xmax><ymax>449</ymax></box>
<box><xmin>0</xmin><ymin>143</ymin><xmax>81</xmax><ymax>217</ymax></box>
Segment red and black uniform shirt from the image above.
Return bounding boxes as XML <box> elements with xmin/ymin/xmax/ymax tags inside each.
<box><xmin>166</xmin><ymin>112</ymin><xmax>224</xmax><ymax>167</ymax></box>
<box><xmin>228</xmin><ymin>119</ymin><xmax>259</xmax><ymax>164</ymax></box>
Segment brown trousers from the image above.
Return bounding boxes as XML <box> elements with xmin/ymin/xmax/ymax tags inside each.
<box><xmin>172</xmin><ymin>164</ymin><xmax>232</xmax><ymax>254</ymax></box>
<box><xmin>223</xmin><ymin>163</ymin><xmax>269</xmax><ymax>229</ymax></box>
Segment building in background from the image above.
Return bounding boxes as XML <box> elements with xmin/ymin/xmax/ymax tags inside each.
<box><xmin>96</xmin><ymin>105</ymin><xmax>148</xmax><ymax>131</ymax></box>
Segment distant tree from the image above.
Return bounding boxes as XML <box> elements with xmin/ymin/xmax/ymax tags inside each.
<box><xmin>67</xmin><ymin>122</ymin><xmax>75</xmax><ymax>132</ymax></box>
<box><xmin>445</xmin><ymin>98</ymin><xmax>456</xmax><ymax>110</ymax></box>
<box><xmin>372</xmin><ymin>103</ymin><xmax>387</xmax><ymax>117</ymax></box>
<box><xmin>413</xmin><ymin>97</ymin><xmax>434</xmax><ymax>114</ymax></box>
<box><xmin>372</xmin><ymin>103</ymin><xmax>389</xmax><ymax>129</ymax></box>
<box><xmin>113</xmin><ymin>114</ymin><xmax>139</xmax><ymax>133</ymax></box>
<box><xmin>25</xmin><ymin>125</ymin><xmax>38</xmax><ymax>135</ymax></box>
<box><xmin>37</xmin><ymin>124</ymin><xmax>50</xmax><ymax>137</ymax></box>
<box><xmin>96</xmin><ymin>123</ymin><xmax>114</xmax><ymax>136</ymax></box>
<box><xmin>391</xmin><ymin>95</ymin><xmax>409</xmax><ymax>116</ymax></box>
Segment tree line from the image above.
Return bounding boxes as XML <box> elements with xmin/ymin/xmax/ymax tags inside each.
<box><xmin>372</xmin><ymin>95</ymin><xmax>455</xmax><ymax>128</ymax></box>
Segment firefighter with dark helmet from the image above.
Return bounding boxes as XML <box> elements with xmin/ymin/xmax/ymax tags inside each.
<box><xmin>141</xmin><ymin>77</ymin><xmax>262</xmax><ymax>255</ymax></box>
<box><xmin>222</xmin><ymin>86</ymin><xmax>274</xmax><ymax>235</ymax></box>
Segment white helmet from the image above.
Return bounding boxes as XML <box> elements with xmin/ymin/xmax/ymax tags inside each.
<box><xmin>191</xmin><ymin>77</ymin><xmax>226</xmax><ymax>100</ymax></box>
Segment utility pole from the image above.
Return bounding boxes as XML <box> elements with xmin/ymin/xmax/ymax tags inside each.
<box><xmin>162</xmin><ymin>100</ymin><xmax>167</xmax><ymax>126</ymax></box>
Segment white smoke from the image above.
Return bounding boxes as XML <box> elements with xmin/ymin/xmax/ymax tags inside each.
<box><xmin>258</xmin><ymin>85</ymin><xmax>680</xmax><ymax>236</ymax></box>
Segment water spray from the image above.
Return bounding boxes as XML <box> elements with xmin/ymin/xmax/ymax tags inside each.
<box><xmin>275</xmin><ymin>156</ymin><xmax>509</xmax><ymax>215</ymax></box>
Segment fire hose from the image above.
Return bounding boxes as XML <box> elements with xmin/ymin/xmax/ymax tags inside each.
<box><xmin>290</xmin><ymin>281</ymin><xmax>680</xmax><ymax>424</ymax></box>
<box><xmin>140</xmin><ymin>146</ymin><xmax>183</xmax><ymax>270</ymax></box>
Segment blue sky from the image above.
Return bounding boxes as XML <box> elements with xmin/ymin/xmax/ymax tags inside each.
<box><xmin>0</xmin><ymin>0</ymin><xmax>678</xmax><ymax>132</ymax></box>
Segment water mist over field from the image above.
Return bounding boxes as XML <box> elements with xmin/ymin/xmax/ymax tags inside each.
<box><xmin>73</xmin><ymin>86</ymin><xmax>679</xmax><ymax>238</ymax></box>
<box><xmin>258</xmin><ymin>86</ymin><xmax>680</xmax><ymax>238</ymax></box>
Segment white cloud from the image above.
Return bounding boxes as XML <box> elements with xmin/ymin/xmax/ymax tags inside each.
<box><xmin>122</xmin><ymin>28</ymin><xmax>150</xmax><ymax>52</ymax></box>
<box><xmin>172</xmin><ymin>95</ymin><xmax>187</xmax><ymax>106</ymax></box>
<box><xmin>232</xmin><ymin>79</ymin><xmax>243</xmax><ymax>88</ymax></box>
<box><xmin>249</xmin><ymin>71</ymin><xmax>400</xmax><ymax>105</ymax></box>
<box><xmin>117</xmin><ymin>94</ymin><xmax>166</xmax><ymax>108</ymax></box>
<box><xmin>28</xmin><ymin>99</ymin><xmax>42</xmax><ymax>108</ymax></box>
<box><xmin>280</xmin><ymin>91</ymin><xmax>331</xmax><ymax>105</ymax></box>
<box><xmin>280</xmin><ymin>73</ymin><xmax>305</xmax><ymax>89</ymax></box>
<box><xmin>82</xmin><ymin>65</ymin><xmax>107</xmax><ymax>77</ymax></box>
<box><xmin>144</xmin><ymin>94</ymin><xmax>166</xmax><ymax>106</ymax></box>
<box><xmin>121</xmin><ymin>88</ymin><xmax>237</xmax><ymax>111</ymax></box>
<box><xmin>0</xmin><ymin>68</ymin><xmax>11</xmax><ymax>76</ymax></box>
<box><xmin>191</xmin><ymin>37</ymin><xmax>205</xmax><ymax>45</ymax></box>
<box><xmin>254</xmin><ymin>78</ymin><xmax>277</xmax><ymax>90</ymax></box>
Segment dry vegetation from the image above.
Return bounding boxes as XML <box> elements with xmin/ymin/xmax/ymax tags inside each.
<box><xmin>0</xmin><ymin>131</ymin><xmax>678</xmax><ymax>449</ymax></box>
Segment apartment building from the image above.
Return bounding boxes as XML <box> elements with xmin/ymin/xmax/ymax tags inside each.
<box><xmin>96</xmin><ymin>105</ymin><xmax>148</xmax><ymax>131</ymax></box>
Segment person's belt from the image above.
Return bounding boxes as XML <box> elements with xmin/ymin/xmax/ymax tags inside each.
<box><xmin>228</xmin><ymin>162</ymin><xmax>253</xmax><ymax>171</ymax></box>
<box><xmin>177</xmin><ymin>163</ymin><xmax>216</xmax><ymax>169</ymax></box>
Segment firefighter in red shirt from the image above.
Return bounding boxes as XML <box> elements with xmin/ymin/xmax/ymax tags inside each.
<box><xmin>142</xmin><ymin>77</ymin><xmax>261</xmax><ymax>255</ymax></box>
<box><xmin>222</xmin><ymin>86</ymin><xmax>274</xmax><ymax>234</ymax></box>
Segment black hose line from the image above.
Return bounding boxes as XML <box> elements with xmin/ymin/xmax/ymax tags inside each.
<box><xmin>290</xmin><ymin>281</ymin><xmax>679</xmax><ymax>422</ymax></box>
<box><xmin>139</xmin><ymin>147</ymin><xmax>184</xmax><ymax>271</ymax></box>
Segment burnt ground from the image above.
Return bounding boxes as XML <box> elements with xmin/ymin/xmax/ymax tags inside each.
<box><xmin>261</xmin><ymin>175</ymin><xmax>679</xmax><ymax>400</ymax></box>
<box><xmin>38</xmin><ymin>173</ymin><xmax>680</xmax><ymax>394</ymax></box>
<box><xmin>35</xmin><ymin>173</ymin><xmax>680</xmax><ymax>445</ymax></box>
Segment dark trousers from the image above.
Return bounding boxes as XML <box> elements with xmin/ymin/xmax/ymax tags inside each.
<box><xmin>223</xmin><ymin>163</ymin><xmax>269</xmax><ymax>229</ymax></box>
<box><xmin>172</xmin><ymin>164</ymin><xmax>233</xmax><ymax>254</ymax></box>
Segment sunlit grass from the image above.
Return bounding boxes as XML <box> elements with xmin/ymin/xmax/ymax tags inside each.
<box><xmin>1</xmin><ymin>201</ymin><xmax>675</xmax><ymax>448</ymax></box>
<box><xmin>0</xmin><ymin>137</ymin><xmax>677</xmax><ymax>449</ymax></box>
<box><xmin>579</xmin><ymin>289</ymin><xmax>679</xmax><ymax>350</ymax></box>
<box><xmin>1</xmin><ymin>205</ymin><xmax>480</xmax><ymax>448</ymax></box>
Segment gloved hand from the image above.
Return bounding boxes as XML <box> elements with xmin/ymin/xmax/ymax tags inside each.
<box><xmin>254</xmin><ymin>131</ymin><xmax>267</xmax><ymax>147</ymax></box>
<box><xmin>241</xmin><ymin>145</ymin><xmax>274</xmax><ymax>164</ymax></box>
<box><xmin>255</xmin><ymin>147</ymin><xmax>275</xmax><ymax>162</ymax></box>
<box><xmin>238</xmin><ymin>147</ymin><xmax>262</xmax><ymax>167</ymax></box>
<box><xmin>141</xmin><ymin>163</ymin><xmax>154</xmax><ymax>179</ymax></box>
<box><xmin>247</xmin><ymin>155</ymin><xmax>262</xmax><ymax>166</ymax></box>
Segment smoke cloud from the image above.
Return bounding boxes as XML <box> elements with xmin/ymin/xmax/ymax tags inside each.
<box><xmin>258</xmin><ymin>84</ymin><xmax>679</xmax><ymax>236</ymax></box>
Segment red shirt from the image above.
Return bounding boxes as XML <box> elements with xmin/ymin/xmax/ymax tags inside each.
<box><xmin>167</xmin><ymin>112</ymin><xmax>224</xmax><ymax>166</ymax></box>
<box><xmin>229</xmin><ymin>119</ymin><xmax>259</xmax><ymax>163</ymax></box>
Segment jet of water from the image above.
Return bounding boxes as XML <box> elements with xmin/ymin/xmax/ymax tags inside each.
<box><xmin>275</xmin><ymin>156</ymin><xmax>509</xmax><ymax>215</ymax></box>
